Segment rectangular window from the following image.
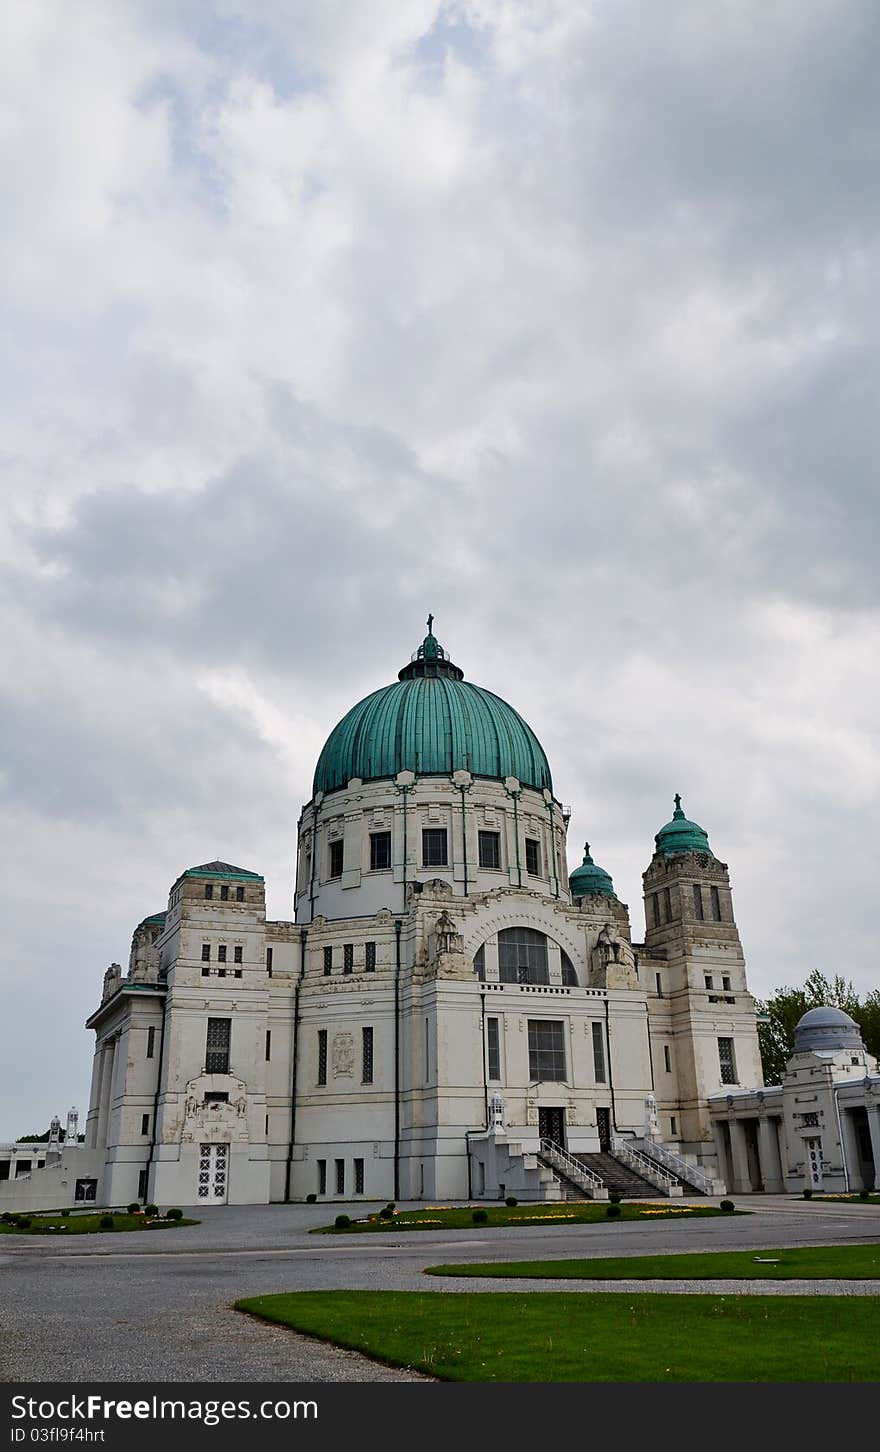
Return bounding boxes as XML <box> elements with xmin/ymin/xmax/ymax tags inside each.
<box><xmin>487</xmin><ymin>1017</ymin><xmax>500</xmax><ymax>1081</ymax></box>
<box><xmin>141</xmin><ymin>1113</ymin><xmax>150</xmax><ymax>1135</ymax></box>
<box><xmin>335</xmin><ymin>1159</ymin><xmax>345</xmax><ymax>1195</ymax></box>
<box><xmin>422</xmin><ymin>828</ymin><xmax>448</xmax><ymax>866</ymax></box>
<box><xmin>201</xmin><ymin>943</ymin><xmax>211</xmax><ymax>962</ymax></box>
<box><xmin>528</xmin><ymin>1020</ymin><xmax>567</xmax><ymax>1082</ymax></box>
<box><xmin>146</xmin><ymin>1026</ymin><xmax>155</xmax><ymax>1059</ymax></box>
<box><xmin>266</xmin><ymin>946</ymin><xmax>273</xmax><ymax>974</ymax></box>
<box><xmin>663</xmin><ymin>1043</ymin><xmax>672</xmax><ymax>1073</ymax></box>
<box><xmin>362</xmin><ymin>1026</ymin><xmax>374</xmax><ymax>1084</ymax></box>
<box><xmin>652</xmin><ymin>894</ymin><xmax>661</xmax><ymax>928</ymax></box>
<box><xmin>217</xmin><ymin>968</ymin><xmax>226</xmax><ymax>978</ymax></box>
<box><xmin>718</xmin><ymin>1036</ymin><xmax>737</xmax><ymax>1085</ymax></box>
<box><xmin>317</xmin><ymin>1029</ymin><xmax>327</xmax><ymax>1085</ymax></box>
<box><xmin>711</xmin><ymin>886</ymin><xmax>722</xmax><ymax>921</ymax></box>
<box><xmin>317</xmin><ymin>1159</ymin><xmax>326</xmax><ymax>1195</ymax></box>
<box><xmin>343</xmin><ymin>943</ymin><xmax>354</xmax><ymax>975</ymax></box>
<box><xmin>201</xmin><ymin>966</ymin><xmax>210</xmax><ymax>977</ymax></box>
<box><xmin>233</xmin><ymin>968</ymin><xmax>242</xmax><ymax>978</ymax></box>
<box><xmin>265</xmin><ymin>1030</ymin><xmax>271</xmax><ymax>1061</ymax></box>
<box><xmin>137</xmin><ymin>1168</ymin><xmax>148</xmax><ymax>1200</ymax></box>
<box><xmin>478</xmin><ymin>830</ymin><xmax>501</xmax><ymax>869</ymax></box>
<box><xmin>365</xmin><ymin>941</ymin><xmax>376</xmax><ymax>972</ymax></box>
<box><xmin>722</xmin><ymin>975</ymin><xmax>731</xmax><ymax>992</ymax></box>
<box><xmin>525</xmin><ymin>837</ymin><xmax>541</xmax><ymax>876</ymax></box>
<box><xmin>218</xmin><ymin>944</ymin><xmax>227</xmax><ymax>963</ymax></box>
<box><xmin>693</xmin><ymin>885</ymin><xmax>704</xmax><ymax>921</ymax></box>
<box><xmin>220</xmin><ymin>885</ymin><xmax>229</xmax><ymax>901</ymax></box>
<box><xmin>370</xmin><ymin>831</ymin><xmax>391</xmax><ymax>870</ymax></box>
<box><xmin>234</xmin><ymin>945</ymin><xmax>243</xmax><ymax>964</ymax></box>
<box><xmin>354</xmin><ymin>1158</ymin><xmax>364</xmax><ymax>1194</ymax></box>
<box><xmin>591</xmin><ymin>1021</ymin><xmax>606</xmax><ymax>1084</ymax></box>
<box><xmin>329</xmin><ymin>840</ymin><xmax>344</xmax><ymax>878</ymax></box>
<box><xmin>204</xmin><ymin>1091</ymin><xmax>228</xmax><ymax>1103</ymax></box>
<box><xmin>205</xmin><ymin>1017</ymin><xmax>231</xmax><ymax>1074</ymax></box>
<box><xmin>204</xmin><ymin>884</ymin><xmax>213</xmax><ymax>900</ymax></box>
<box><xmin>323</xmin><ymin>946</ymin><xmax>333</xmax><ymax>976</ymax></box>
<box><xmin>655</xmin><ymin>972</ymin><xmax>663</xmax><ymax>996</ymax></box>
<box><xmin>671</xmin><ymin>1116</ymin><xmax>677</xmax><ymax>1136</ymax></box>
<box><xmin>664</xmin><ymin>887</ymin><xmax>672</xmax><ymax>920</ymax></box>
<box><xmin>705</xmin><ymin>975</ymin><xmax>714</xmax><ymax>990</ymax></box>
<box><xmin>236</xmin><ymin>885</ymin><xmax>245</xmax><ymax>902</ymax></box>
<box><xmin>425</xmin><ymin>1017</ymin><xmax>430</xmax><ymax>1082</ymax></box>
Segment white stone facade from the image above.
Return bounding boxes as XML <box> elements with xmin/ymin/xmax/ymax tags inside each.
<box><xmin>4</xmin><ymin>637</ymin><xmax>776</xmax><ymax>1210</ymax></box>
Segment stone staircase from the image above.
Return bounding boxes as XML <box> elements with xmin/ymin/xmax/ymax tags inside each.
<box><xmin>574</xmin><ymin>1151</ymin><xmax>659</xmax><ymax>1199</ymax></box>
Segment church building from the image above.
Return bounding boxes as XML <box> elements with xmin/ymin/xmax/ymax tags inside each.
<box><xmin>4</xmin><ymin>623</ymin><xmax>780</xmax><ymax>1209</ymax></box>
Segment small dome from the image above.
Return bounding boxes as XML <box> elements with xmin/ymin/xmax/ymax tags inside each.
<box><xmin>793</xmin><ymin>1006</ymin><xmax>864</xmax><ymax>1055</ymax></box>
<box><xmin>569</xmin><ymin>843</ymin><xmax>616</xmax><ymax>899</ymax></box>
<box><xmin>313</xmin><ymin>621</ymin><xmax>553</xmax><ymax>797</ymax></box>
<box><xmin>655</xmin><ymin>794</ymin><xmax>713</xmax><ymax>858</ymax></box>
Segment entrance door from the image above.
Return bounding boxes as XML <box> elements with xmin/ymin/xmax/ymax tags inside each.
<box><xmin>597</xmin><ymin>1107</ymin><xmax>611</xmax><ymax>1152</ymax></box>
<box><xmin>538</xmin><ymin>1107</ymin><xmax>566</xmax><ymax>1148</ymax></box>
<box><xmin>198</xmin><ymin>1142</ymin><xmax>229</xmax><ymax>1203</ymax></box>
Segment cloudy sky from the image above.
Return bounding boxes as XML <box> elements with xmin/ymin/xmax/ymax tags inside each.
<box><xmin>2</xmin><ymin>0</ymin><xmax>879</xmax><ymax>1138</ymax></box>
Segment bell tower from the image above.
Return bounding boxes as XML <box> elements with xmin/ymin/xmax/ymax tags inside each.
<box><xmin>642</xmin><ymin>796</ymin><xmax>762</xmax><ymax>1161</ymax></box>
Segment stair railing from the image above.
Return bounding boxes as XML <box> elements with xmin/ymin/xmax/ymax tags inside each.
<box><xmin>609</xmin><ymin>1136</ymin><xmax>680</xmax><ymax>1196</ymax></box>
<box><xmin>539</xmin><ymin>1139</ymin><xmax>607</xmax><ymax>1199</ymax></box>
<box><xmin>633</xmin><ymin>1138</ymin><xmax>715</xmax><ymax>1195</ymax></box>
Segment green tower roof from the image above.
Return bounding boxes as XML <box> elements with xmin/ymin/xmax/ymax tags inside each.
<box><xmin>312</xmin><ymin>620</ymin><xmax>553</xmax><ymax>798</ymax></box>
<box><xmin>655</xmin><ymin>795</ymin><xmax>714</xmax><ymax>858</ymax></box>
<box><xmin>569</xmin><ymin>843</ymin><xmax>617</xmax><ymax>899</ymax></box>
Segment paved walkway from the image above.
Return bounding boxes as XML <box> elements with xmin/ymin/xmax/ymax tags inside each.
<box><xmin>2</xmin><ymin>1196</ymin><xmax>878</xmax><ymax>1382</ymax></box>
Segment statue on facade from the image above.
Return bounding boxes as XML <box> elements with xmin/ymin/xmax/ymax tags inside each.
<box><xmin>433</xmin><ymin>910</ymin><xmax>459</xmax><ymax>954</ymax></box>
<box><xmin>66</xmin><ymin>1107</ymin><xmax>79</xmax><ymax>1144</ymax></box>
<box><xmin>332</xmin><ymin>1031</ymin><xmax>355</xmax><ymax>1078</ymax></box>
<box><xmin>102</xmin><ymin>963</ymin><xmax>122</xmax><ymax>1001</ymax></box>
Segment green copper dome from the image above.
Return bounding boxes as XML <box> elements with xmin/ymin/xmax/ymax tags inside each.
<box><xmin>313</xmin><ymin>621</ymin><xmax>553</xmax><ymax>797</ymax></box>
<box><xmin>655</xmin><ymin>795</ymin><xmax>714</xmax><ymax>858</ymax></box>
<box><xmin>569</xmin><ymin>843</ymin><xmax>616</xmax><ymax>899</ymax></box>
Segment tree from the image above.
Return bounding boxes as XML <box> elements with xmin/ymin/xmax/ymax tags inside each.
<box><xmin>756</xmin><ymin>970</ymin><xmax>880</xmax><ymax>1084</ymax></box>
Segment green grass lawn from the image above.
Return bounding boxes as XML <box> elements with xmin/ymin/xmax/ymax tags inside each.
<box><xmin>0</xmin><ymin>1212</ymin><xmax>198</xmax><ymax>1235</ymax></box>
<box><xmin>236</xmin><ymin>1289</ymin><xmax>880</xmax><ymax>1381</ymax></box>
<box><xmin>425</xmin><ymin>1242</ymin><xmax>880</xmax><ymax>1280</ymax></box>
<box><xmin>814</xmin><ymin>1193</ymin><xmax>880</xmax><ymax>1205</ymax></box>
<box><xmin>314</xmin><ymin>1202</ymin><xmax>741</xmax><ymax>1233</ymax></box>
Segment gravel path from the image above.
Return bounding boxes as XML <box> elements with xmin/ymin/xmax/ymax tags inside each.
<box><xmin>2</xmin><ymin>1196</ymin><xmax>879</xmax><ymax>1382</ymax></box>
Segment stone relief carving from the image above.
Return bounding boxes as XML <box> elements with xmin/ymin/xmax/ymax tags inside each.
<box><xmin>332</xmin><ymin>1031</ymin><xmax>355</xmax><ymax>1078</ymax></box>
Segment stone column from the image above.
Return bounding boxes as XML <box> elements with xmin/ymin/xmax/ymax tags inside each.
<box><xmin>757</xmin><ymin>1116</ymin><xmax>784</xmax><ymax>1193</ymax></box>
<box><xmin>95</xmin><ymin>1040</ymin><xmax>116</xmax><ymax>1150</ymax></box>
<box><xmin>728</xmin><ymin>1118</ymin><xmax>752</xmax><ymax>1195</ymax></box>
<box><xmin>84</xmin><ymin>1046</ymin><xmax>104</xmax><ymax>1149</ymax></box>
<box><xmin>711</xmin><ymin>1122</ymin><xmax>731</xmax><ymax>1192</ymax></box>
<box><xmin>865</xmin><ymin>1103</ymin><xmax>880</xmax><ymax>1192</ymax></box>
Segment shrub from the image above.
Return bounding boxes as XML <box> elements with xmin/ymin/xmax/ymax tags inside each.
<box><xmin>472</xmin><ymin>1209</ymin><xmax>488</xmax><ymax>1224</ymax></box>
<box><xmin>802</xmin><ymin>1188</ymin><xmax>813</xmax><ymax>1200</ymax></box>
<box><xmin>166</xmin><ymin>1208</ymin><xmax>183</xmax><ymax>1221</ymax></box>
<box><xmin>15</xmin><ymin>1216</ymin><xmax>31</xmax><ymax>1229</ymax></box>
<box><xmin>305</xmin><ymin>1193</ymin><xmax>317</xmax><ymax>1203</ymax></box>
<box><xmin>60</xmin><ymin>1209</ymin><xmax>70</xmax><ymax>1217</ymax></box>
<box><xmin>720</xmin><ymin>1199</ymin><xmax>735</xmax><ymax>1213</ymax></box>
<box><xmin>608</xmin><ymin>1191</ymin><xmax>622</xmax><ymax>1205</ymax></box>
<box><xmin>99</xmin><ymin>1215</ymin><xmax>114</xmax><ymax>1230</ymax></box>
<box><xmin>127</xmin><ymin>1202</ymin><xmax>140</xmax><ymax>1214</ymax></box>
<box><xmin>0</xmin><ymin>1212</ymin><xmax>16</xmax><ymax>1225</ymax></box>
<box><xmin>505</xmin><ymin>1196</ymin><xmax>518</xmax><ymax>1207</ymax></box>
<box><xmin>859</xmin><ymin>1189</ymin><xmax>870</xmax><ymax>1201</ymax></box>
<box><xmin>385</xmin><ymin>1202</ymin><xmax>396</xmax><ymax>1212</ymax></box>
<box><xmin>144</xmin><ymin>1204</ymin><xmax>158</xmax><ymax>1216</ymax></box>
<box><xmin>605</xmin><ymin>1203</ymin><xmax>622</xmax><ymax>1218</ymax></box>
<box><xmin>334</xmin><ymin>1214</ymin><xmax>351</xmax><ymax>1229</ymax></box>
<box><xmin>379</xmin><ymin>1206</ymin><xmax>395</xmax><ymax>1220</ymax></box>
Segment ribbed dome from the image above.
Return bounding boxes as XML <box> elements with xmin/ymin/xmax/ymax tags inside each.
<box><xmin>569</xmin><ymin>843</ymin><xmax>616</xmax><ymax>899</ymax></box>
<box><xmin>655</xmin><ymin>794</ymin><xmax>713</xmax><ymax>858</ymax></box>
<box><xmin>793</xmin><ymin>1006</ymin><xmax>864</xmax><ymax>1055</ymax></box>
<box><xmin>312</xmin><ymin>625</ymin><xmax>553</xmax><ymax>797</ymax></box>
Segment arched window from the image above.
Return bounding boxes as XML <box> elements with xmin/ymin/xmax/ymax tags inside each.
<box><xmin>498</xmin><ymin>927</ymin><xmax>549</xmax><ymax>985</ymax></box>
<box><xmin>561</xmin><ymin>951</ymin><xmax>578</xmax><ymax>987</ymax></box>
<box><xmin>473</xmin><ymin>944</ymin><xmax>485</xmax><ymax>981</ymax></box>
